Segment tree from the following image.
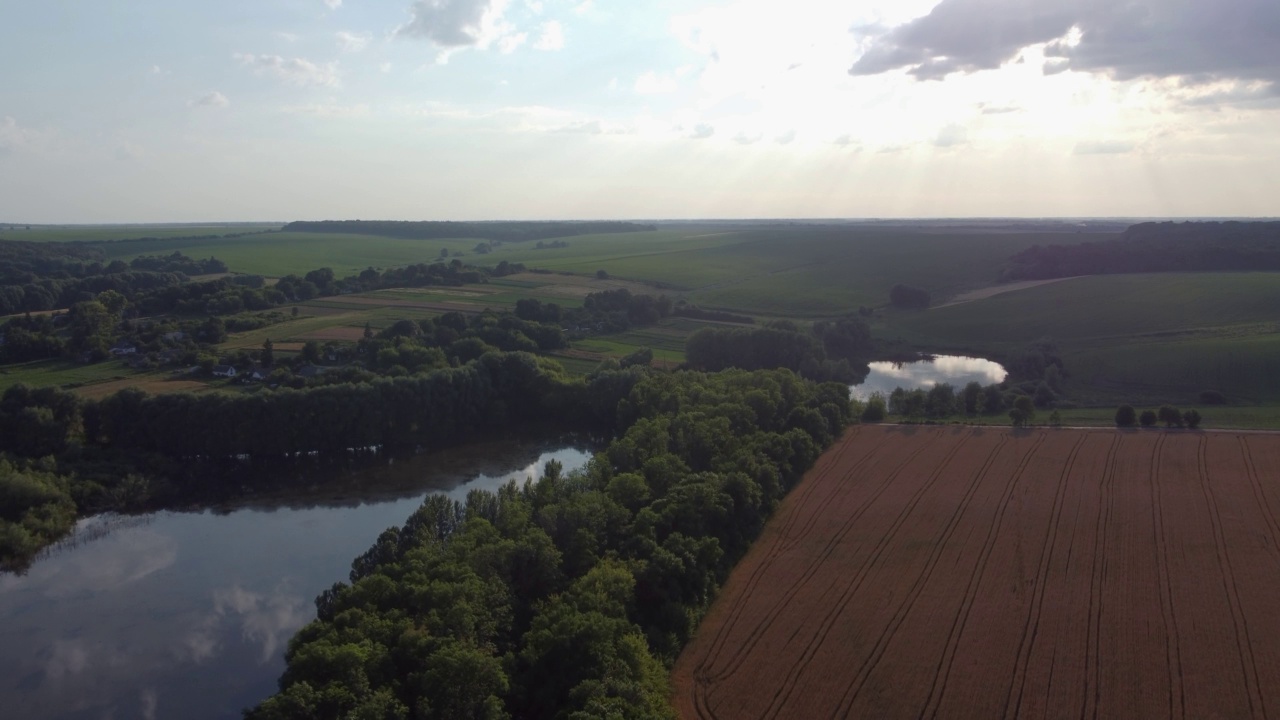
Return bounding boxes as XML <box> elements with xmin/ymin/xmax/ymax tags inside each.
<box><xmin>861</xmin><ymin>393</ymin><xmax>887</xmax><ymax>423</ymax></box>
<box><xmin>261</xmin><ymin>339</ymin><xmax>274</xmax><ymax>367</ymax></box>
<box><xmin>1009</xmin><ymin>396</ymin><xmax>1035</xmax><ymax>427</ymax></box>
<box><xmin>300</xmin><ymin>341</ymin><xmax>321</xmax><ymax>364</ymax></box>
<box><xmin>889</xmin><ymin>283</ymin><xmax>931</xmax><ymax>309</ymax></box>
<box><xmin>961</xmin><ymin>381</ymin><xmax>984</xmax><ymax>415</ymax></box>
<box><xmin>1140</xmin><ymin>409</ymin><xmax>1158</xmax><ymax>427</ymax></box>
<box><xmin>1183</xmin><ymin>409</ymin><xmax>1202</xmax><ymax>429</ymax></box>
<box><xmin>1158</xmin><ymin>405</ymin><xmax>1183</xmax><ymax>428</ymax></box>
<box><xmin>1049</xmin><ymin>409</ymin><xmax>1062</xmax><ymax>427</ymax></box>
<box><xmin>596</xmin><ymin>269</ymin><xmax>609</xmax><ymax>280</ymax></box>
<box><xmin>1115</xmin><ymin>404</ymin><xmax>1137</xmax><ymax>427</ymax></box>
<box><xmin>291</xmin><ymin>306</ymin><xmax>299</xmax><ymax>317</ymax></box>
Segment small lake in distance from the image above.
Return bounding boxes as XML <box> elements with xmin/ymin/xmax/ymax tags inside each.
<box><xmin>851</xmin><ymin>355</ymin><xmax>1007</xmax><ymax>400</ymax></box>
<box><xmin>0</xmin><ymin>439</ymin><xmax>593</xmax><ymax>720</ymax></box>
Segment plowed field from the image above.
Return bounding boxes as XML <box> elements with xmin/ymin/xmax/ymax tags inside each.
<box><xmin>673</xmin><ymin>426</ymin><xmax>1280</xmax><ymax>720</ymax></box>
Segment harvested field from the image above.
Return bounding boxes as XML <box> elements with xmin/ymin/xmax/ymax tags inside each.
<box><xmin>673</xmin><ymin>425</ymin><xmax>1280</xmax><ymax>720</ymax></box>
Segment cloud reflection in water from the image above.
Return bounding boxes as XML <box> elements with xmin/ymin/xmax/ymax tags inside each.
<box><xmin>852</xmin><ymin>355</ymin><xmax>1007</xmax><ymax>400</ymax></box>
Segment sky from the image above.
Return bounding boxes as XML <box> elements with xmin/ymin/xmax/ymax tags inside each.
<box><xmin>1</xmin><ymin>0</ymin><xmax>1277</xmax><ymax>222</ymax></box>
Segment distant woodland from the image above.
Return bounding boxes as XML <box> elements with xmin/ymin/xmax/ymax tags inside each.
<box><xmin>1004</xmin><ymin>221</ymin><xmax>1280</xmax><ymax>279</ymax></box>
<box><xmin>284</xmin><ymin>220</ymin><xmax>657</xmax><ymax>242</ymax></box>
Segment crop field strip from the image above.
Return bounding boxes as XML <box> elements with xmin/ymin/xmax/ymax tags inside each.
<box><xmin>673</xmin><ymin>426</ymin><xmax>1280</xmax><ymax>720</ymax></box>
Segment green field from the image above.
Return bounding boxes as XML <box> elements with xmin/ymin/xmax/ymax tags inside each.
<box><xmin>8</xmin><ymin>221</ymin><xmax>1280</xmax><ymax>424</ymax></box>
<box><xmin>887</xmin><ymin>273</ymin><xmax>1280</xmax><ymax>345</ymax></box>
<box><xmin>1</xmin><ymin>224</ymin><xmax>282</xmax><ymax>242</ymax></box>
<box><xmin>880</xmin><ymin>272</ymin><xmax>1280</xmax><ymax>408</ymax></box>
<box><xmin>85</xmin><ymin>224</ymin><xmax>1104</xmax><ymax>318</ymax></box>
<box><xmin>1063</xmin><ymin>333</ymin><xmax>1280</xmax><ymax>405</ymax></box>
<box><xmin>98</xmin><ymin>232</ymin><xmax>483</xmax><ymax>277</ymax></box>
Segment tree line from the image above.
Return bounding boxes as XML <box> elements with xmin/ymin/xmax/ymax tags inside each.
<box><xmin>684</xmin><ymin>318</ymin><xmax>872</xmax><ymax>384</ymax></box>
<box><xmin>247</xmin><ymin>367</ymin><xmax>852</xmax><ymax>719</ymax></box>
<box><xmin>283</xmin><ymin>220</ymin><xmax>657</xmax><ymax>243</ymax></box>
<box><xmin>1004</xmin><ymin>221</ymin><xmax>1280</xmax><ymax>280</ymax></box>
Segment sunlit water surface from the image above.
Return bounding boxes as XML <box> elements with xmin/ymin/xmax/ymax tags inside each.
<box><xmin>0</xmin><ymin>440</ymin><xmax>592</xmax><ymax>720</ymax></box>
<box><xmin>851</xmin><ymin>355</ymin><xmax>1007</xmax><ymax>400</ymax></box>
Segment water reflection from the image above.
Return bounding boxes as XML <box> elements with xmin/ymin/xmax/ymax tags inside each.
<box><xmin>0</xmin><ymin>440</ymin><xmax>593</xmax><ymax>719</ymax></box>
<box><xmin>851</xmin><ymin>355</ymin><xmax>1006</xmax><ymax>400</ymax></box>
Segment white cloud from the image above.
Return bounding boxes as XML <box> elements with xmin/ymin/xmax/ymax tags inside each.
<box><xmin>283</xmin><ymin>102</ymin><xmax>371</xmax><ymax>117</ymax></box>
<box><xmin>380</xmin><ymin>62</ymin><xmax>393</xmax><ymax>73</ymax></box>
<box><xmin>775</xmin><ymin>129</ymin><xmax>797</xmax><ymax>145</ymax></box>
<box><xmin>336</xmin><ymin>31</ymin><xmax>370</xmax><ymax>53</ymax></box>
<box><xmin>274</xmin><ymin>31</ymin><xmax>299</xmax><ymax>43</ymax></box>
<box><xmin>634</xmin><ymin>71</ymin><xmax>678</xmax><ymax>95</ymax></box>
<box><xmin>1074</xmin><ymin>139</ymin><xmax>1136</xmax><ymax>155</ymax></box>
<box><xmin>188</xmin><ymin>91</ymin><xmax>230</xmax><ymax>109</ymax></box>
<box><xmin>235</xmin><ymin>53</ymin><xmax>340</xmax><ymax>87</ymax></box>
<box><xmin>934</xmin><ymin>123</ymin><xmax>968</xmax><ymax>147</ymax></box>
<box><xmin>396</xmin><ymin>0</ymin><xmax>514</xmax><ymax>49</ymax></box>
<box><xmin>498</xmin><ymin>32</ymin><xmax>528</xmax><ymax>53</ymax></box>
<box><xmin>323</xmin><ymin>0</ymin><xmax>342</xmax><ymax>9</ymax></box>
<box><xmin>533</xmin><ymin>20</ymin><xmax>564</xmax><ymax>50</ymax></box>
<box><xmin>733</xmin><ymin>131</ymin><xmax>761</xmax><ymax>145</ymax></box>
<box><xmin>689</xmin><ymin>123</ymin><xmax>715</xmax><ymax>139</ymax></box>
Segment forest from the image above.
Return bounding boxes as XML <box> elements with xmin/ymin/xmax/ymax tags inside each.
<box><xmin>246</xmin><ymin>368</ymin><xmax>851</xmax><ymax>719</ymax></box>
<box><xmin>1004</xmin><ymin>221</ymin><xmax>1280</xmax><ymax>279</ymax></box>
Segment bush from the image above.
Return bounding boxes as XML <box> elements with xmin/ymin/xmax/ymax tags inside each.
<box><xmin>1158</xmin><ymin>405</ymin><xmax>1183</xmax><ymax>428</ymax></box>
<box><xmin>1183</xmin><ymin>409</ymin><xmax>1202</xmax><ymax>429</ymax></box>
<box><xmin>1139</xmin><ymin>409</ymin><xmax>1157</xmax><ymax>427</ymax></box>
<box><xmin>861</xmin><ymin>393</ymin><xmax>887</xmax><ymax>423</ymax></box>
<box><xmin>1115</xmin><ymin>404</ymin><xmax>1137</xmax><ymax>427</ymax></box>
<box><xmin>1199</xmin><ymin>390</ymin><xmax>1226</xmax><ymax>405</ymax></box>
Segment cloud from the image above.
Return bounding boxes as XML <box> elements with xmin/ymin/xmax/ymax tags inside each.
<box><xmin>689</xmin><ymin>123</ymin><xmax>715</xmax><ymax>139</ymax></box>
<box><xmin>274</xmin><ymin>31</ymin><xmax>299</xmax><ymax>43</ymax></box>
<box><xmin>188</xmin><ymin>91</ymin><xmax>229</xmax><ymax>109</ymax></box>
<box><xmin>141</xmin><ymin>688</ymin><xmax>158</xmax><ymax>720</ymax></box>
<box><xmin>283</xmin><ymin>102</ymin><xmax>371</xmax><ymax>117</ymax></box>
<box><xmin>336</xmin><ymin>31</ymin><xmax>370</xmax><ymax>53</ymax></box>
<box><xmin>235</xmin><ymin>54</ymin><xmax>339</xmax><ymax>87</ymax></box>
<box><xmin>733</xmin><ymin>132</ymin><xmax>761</xmax><ymax>145</ymax></box>
<box><xmin>533</xmin><ymin>20</ymin><xmax>564</xmax><ymax>50</ymax></box>
<box><xmin>978</xmin><ymin>103</ymin><xmax>1021</xmax><ymax>115</ymax></box>
<box><xmin>775</xmin><ymin>129</ymin><xmax>797</xmax><ymax>145</ymax></box>
<box><xmin>934</xmin><ymin>123</ymin><xmax>968</xmax><ymax>147</ymax></box>
<box><xmin>1074</xmin><ymin>139</ymin><xmax>1136</xmax><ymax>155</ymax></box>
<box><xmin>396</xmin><ymin>0</ymin><xmax>513</xmax><ymax>49</ymax></box>
<box><xmin>634</xmin><ymin>71</ymin><xmax>678</xmax><ymax>95</ymax></box>
<box><xmin>323</xmin><ymin>0</ymin><xmax>342</xmax><ymax>9</ymax></box>
<box><xmin>556</xmin><ymin>120</ymin><xmax>602</xmax><ymax>134</ymax></box>
<box><xmin>498</xmin><ymin>32</ymin><xmax>527</xmax><ymax>53</ymax></box>
<box><xmin>0</xmin><ymin>116</ymin><xmax>41</xmax><ymax>155</ymax></box>
<box><xmin>850</xmin><ymin>0</ymin><xmax>1280</xmax><ymax>91</ymax></box>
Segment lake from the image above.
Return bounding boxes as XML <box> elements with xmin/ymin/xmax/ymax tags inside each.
<box><xmin>0</xmin><ymin>439</ymin><xmax>594</xmax><ymax>720</ymax></box>
<box><xmin>851</xmin><ymin>355</ymin><xmax>1007</xmax><ymax>400</ymax></box>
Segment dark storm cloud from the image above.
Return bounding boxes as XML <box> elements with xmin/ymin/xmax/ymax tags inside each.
<box><xmin>850</xmin><ymin>0</ymin><xmax>1280</xmax><ymax>87</ymax></box>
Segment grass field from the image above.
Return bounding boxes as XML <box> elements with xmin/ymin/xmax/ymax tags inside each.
<box><xmin>86</xmin><ymin>224</ymin><xmax>1107</xmax><ymax>318</ymax></box>
<box><xmin>675</xmin><ymin>426</ymin><xmax>1280</xmax><ymax>719</ymax></box>
<box><xmin>886</xmin><ymin>273</ymin><xmax>1280</xmax><ymax>345</ymax></box>
<box><xmin>98</xmin><ymin>232</ymin><xmax>480</xmax><ymax>277</ymax></box>
<box><xmin>1</xmin><ymin>224</ymin><xmax>281</xmax><ymax>242</ymax></box>
<box><xmin>879</xmin><ymin>272</ymin><xmax>1280</xmax><ymax>406</ymax></box>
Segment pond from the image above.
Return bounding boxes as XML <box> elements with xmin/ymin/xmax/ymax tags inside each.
<box><xmin>851</xmin><ymin>355</ymin><xmax>1007</xmax><ymax>400</ymax></box>
<box><xmin>0</xmin><ymin>439</ymin><xmax>594</xmax><ymax>720</ymax></box>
